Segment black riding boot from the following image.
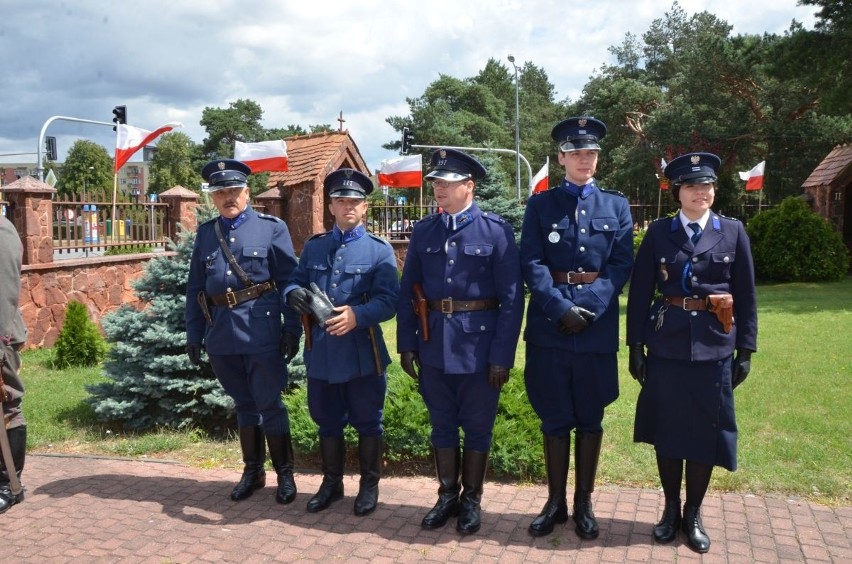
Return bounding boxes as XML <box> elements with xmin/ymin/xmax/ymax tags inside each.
<box><xmin>231</xmin><ymin>425</ymin><xmax>266</xmax><ymax>501</ymax></box>
<box><xmin>682</xmin><ymin>461</ymin><xmax>713</xmax><ymax>553</ymax></box>
<box><xmin>528</xmin><ymin>434</ymin><xmax>570</xmax><ymax>537</ymax></box>
<box><xmin>573</xmin><ymin>431</ymin><xmax>603</xmax><ymax>539</ymax></box>
<box><xmin>354</xmin><ymin>435</ymin><xmax>382</xmax><ymax>516</ymax></box>
<box><xmin>0</xmin><ymin>425</ymin><xmax>26</xmax><ymax>514</ymax></box>
<box><xmin>306</xmin><ymin>436</ymin><xmax>345</xmax><ymax>513</ymax></box>
<box><xmin>653</xmin><ymin>455</ymin><xmax>683</xmax><ymax>543</ymax></box>
<box><xmin>456</xmin><ymin>449</ymin><xmax>489</xmax><ymax>535</ymax></box>
<box><xmin>421</xmin><ymin>447</ymin><xmax>461</xmax><ymax>529</ymax></box>
<box><xmin>266</xmin><ymin>434</ymin><xmax>297</xmax><ymax>505</ymax></box>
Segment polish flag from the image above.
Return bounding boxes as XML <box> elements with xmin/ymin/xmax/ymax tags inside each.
<box><xmin>115</xmin><ymin>122</ymin><xmax>182</xmax><ymax>172</ymax></box>
<box><xmin>530</xmin><ymin>158</ymin><xmax>549</xmax><ymax>195</ymax></box>
<box><xmin>378</xmin><ymin>154</ymin><xmax>422</xmax><ymax>188</ymax></box>
<box><xmin>234</xmin><ymin>140</ymin><xmax>289</xmax><ymax>173</ymax></box>
<box><xmin>738</xmin><ymin>161</ymin><xmax>765</xmax><ymax>191</ymax></box>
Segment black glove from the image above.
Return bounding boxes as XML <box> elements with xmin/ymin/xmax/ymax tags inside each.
<box><xmin>400</xmin><ymin>351</ymin><xmax>421</xmax><ymax>380</ymax></box>
<box><xmin>287</xmin><ymin>287</ymin><xmax>312</xmax><ymax>315</ymax></box>
<box><xmin>280</xmin><ymin>332</ymin><xmax>300</xmax><ymax>364</ymax></box>
<box><xmin>558</xmin><ymin>306</ymin><xmax>596</xmax><ymax>334</ymax></box>
<box><xmin>306</xmin><ymin>282</ymin><xmax>338</xmax><ymax>325</ymax></box>
<box><xmin>186</xmin><ymin>343</ymin><xmax>202</xmax><ymax>366</ymax></box>
<box><xmin>488</xmin><ymin>364</ymin><xmax>510</xmax><ymax>390</ymax></box>
<box><xmin>628</xmin><ymin>344</ymin><xmax>647</xmax><ymax>386</ymax></box>
<box><xmin>732</xmin><ymin>349</ymin><xmax>752</xmax><ymax>389</ymax></box>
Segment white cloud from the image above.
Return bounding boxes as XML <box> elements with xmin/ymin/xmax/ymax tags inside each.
<box><xmin>0</xmin><ymin>0</ymin><xmax>817</xmax><ymax>171</ymax></box>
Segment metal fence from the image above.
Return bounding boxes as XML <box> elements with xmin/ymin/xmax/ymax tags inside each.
<box><xmin>52</xmin><ymin>197</ymin><xmax>170</xmax><ymax>256</ymax></box>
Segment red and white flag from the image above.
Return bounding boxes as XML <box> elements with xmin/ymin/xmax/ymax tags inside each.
<box><xmin>738</xmin><ymin>161</ymin><xmax>765</xmax><ymax>191</ymax></box>
<box><xmin>114</xmin><ymin>122</ymin><xmax>182</xmax><ymax>172</ymax></box>
<box><xmin>378</xmin><ymin>154</ymin><xmax>422</xmax><ymax>188</ymax></box>
<box><xmin>530</xmin><ymin>158</ymin><xmax>549</xmax><ymax>195</ymax></box>
<box><xmin>234</xmin><ymin>140</ymin><xmax>289</xmax><ymax>173</ymax></box>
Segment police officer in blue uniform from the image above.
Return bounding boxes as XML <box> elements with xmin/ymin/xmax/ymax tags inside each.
<box><xmin>285</xmin><ymin>168</ymin><xmax>399</xmax><ymax>516</ymax></box>
<box><xmin>397</xmin><ymin>149</ymin><xmax>524</xmax><ymax>535</ymax></box>
<box><xmin>185</xmin><ymin>159</ymin><xmax>301</xmax><ymax>505</ymax></box>
<box><xmin>521</xmin><ymin>117</ymin><xmax>634</xmax><ymax>539</ymax></box>
<box><xmin>626</xmin><ymin>152</ymin><xmax>757</xmax><ymax>553</ymax></box>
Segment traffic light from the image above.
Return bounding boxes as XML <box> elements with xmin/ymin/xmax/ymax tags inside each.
<box><xmin>401</xmin><ymin>127</ymin><xmax>414</xmax><ymax>155</ymax></box>
<box><xmin>45</xmin><ymin>136</ymin><xmax>57</xmax><ymax>160</ymax></box>
<box><xmin>112</xmin><ymin>105</ymin><xmax>127</xmax><ymax>130</ymax></box>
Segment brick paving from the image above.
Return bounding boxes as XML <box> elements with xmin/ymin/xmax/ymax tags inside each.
<box><xmin>5</xmin><ymin>454</ymin><xmax>850</xmax><ymax>562</ymax></box>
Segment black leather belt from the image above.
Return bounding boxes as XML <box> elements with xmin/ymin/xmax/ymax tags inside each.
<box><xmin>428</xmin><ymin>298</ymin><xmax>499</xmax><ymax>313</ymax></box>
<box><xmin>550</xmin><ymin>270</ymin><xmax>600</xmax><ymax>284</ymax></box>
<box><xmin>208</xmin><ymin>281</ymin><xmax>276</xmax><ymax>308</ymax></box>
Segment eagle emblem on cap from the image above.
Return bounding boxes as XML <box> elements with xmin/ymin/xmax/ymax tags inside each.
<box><xmin>439</xmin><ymin>150</ymin><xmax>447</xmax><ymax>158</ymax></box>
<box><xmin>578</xmin><ymin>118</ymin><xmax>587</xmax><ymax>127</ymax></box>
<box><xmin>691</xmin><ymin>155</ymin><xmax>701</xmax><ymax>165</ymax></box>
<box><xmin>217</xmin><ymin>161</ymin><xmax>226</xmax><ymax>170</ymax></box>
<box><xmin>344</xmin><ymin>169</ymin><xmax>353</xmax><ymax>178</ymax></box>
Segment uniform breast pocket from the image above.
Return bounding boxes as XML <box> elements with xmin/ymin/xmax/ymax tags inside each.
<box><xmin>463</xmin><ymin>244</ymin><xmax>493</xmax><ymax>273</ymax></box>
<box><xmin>305</xmin><ymin>262</ymin><xmax>329</xmax><ymax>287</ymax></box>
<box><xmin>242</xmin><ymin>246</ymin><xmax>268</xmax><ymax>276</ymax></box>
<box><xmin>590</xmin><ymin>217</ymin><xmax>617</xmax><ymax>250</ymax></box>
<box><xmin>339</xmin><ymin>264</ymin><xmax>371</xmax><ymax>295</ymax></box>
<box><xmin>416</xmin><ymin>243</ymin><xmax>443</xmax><ymax>270</ymax></box>
<box><xmin>710</xmin><ymin>251</ymin><xmax>736</xmax><ymax>281</ymax></box>
<box><xmin>203</xmin><ymin>249</ymin><xmax>220</xmax><ymax>274</ymax></box>
<box><xmin>460</xmin><ymin>311</ymin><xmax>497</xmax><ymax>334</ymax></box>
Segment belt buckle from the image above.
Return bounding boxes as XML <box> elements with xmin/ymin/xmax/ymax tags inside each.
<box><xmin>682</xmin><ymin>297</ymin><xmax>700</xmax><ymax>311</ymax></box>
<box><xmin>440</xmin><ymin>298</ymin><xmax>453</xmax><ymax>314</ymax></box>
<box><xmin>566</xmin><ymin>271</ymin><xmax>579</xmax><ymax>284</ymax></box>
<box><xmin>225</xmin><ymin>291</ymin><xmax>238</xmax><ymax>308</ymax></box>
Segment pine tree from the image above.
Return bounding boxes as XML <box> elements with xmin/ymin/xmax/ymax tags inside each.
<box><xmin>53</xmin><ymin>301</ymin><xmax>108</xmax><ymax>368</ymax></box>
<box><xmin>86</xmin><ymin>205</ymin><xmax>235</xmax><ymax>430</ymax></box>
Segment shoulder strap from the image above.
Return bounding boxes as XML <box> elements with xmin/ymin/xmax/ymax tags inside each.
<box><xmin>213</xmin><ymin>220</ymin><xmax>253</xmax><ymax>288</ymax></box>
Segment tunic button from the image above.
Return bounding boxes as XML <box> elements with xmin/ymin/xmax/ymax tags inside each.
<box><xmin>577</xmin><ymin>284</ymin><xmax>583</xmax><ymax>289</ymax></box>
<box><xmin>449</xmin><ymin>260</ymin><xmax>454</xmax><ymax>265</ymax></box>
<box><xmin>335</xmin><ymin>270</ymin><xmax>340</xmax><ymax>274</ymax></box>
<box><xmin>330</xmin><ymin>297</ymin><xmax>336</xmax><ymax>302</ymax></box>
<box><xmin>427</xmin><ymin>247</ymin><xmax>431</xmax><ymax>252</ymax></box>
<box><xmin>691</xmin><ymin>311</ymin><xmax>698</xmax><ymax>317</ymax></box>
<box><xmin>226</xmin><ymin>270</ymin><xmax>232</xmax><ymax>275</ymax></box>
<box><xmin>451</xmin><ymin>242</ymin><xmax>457</xmax><ymax>247</ymax></box>
<box><xmin>337</xmin><ymin>256</ymin><xmax>342</xmax><ymax>261</ymax></box>
<box><xmin>723</xmin><ymin>256</ymin><xmax>731</xmax><ymax>263</ymax></box>
<box><xmin>341</xmin><ymin>244</ymin><xmax>346</xmax><ymax>248</ymax></box>
<box><xmin>604</xmin><ymin>224</ymin><xmax>609</xmax><ymax>229</ymax></box>
<box><xmin>581</xmin><ymin>210</ymin><xmax>586</xmax><ymax>215</ymax></box>
<box><xmin>475</xmin><ymin>249</ymin><xmax>481</xmax><ymax>254</ymax></box>
<box><xmin>226</xmin><ymin>288</ymin><xmax>232</xmax><ymax>292</ymax></box>
<box><xmin>230</xmin><ymin>237</ymin><xmax>235</xmax><ymax>243</ymax></box>
<box><xmin>692</xmin><ymin>257</ymin><xmax>699</xmax><ymax>263</ymax></box>
<box><xmin>693</xmin><ymin>294</ymin><xmax>699</xmax><ymax>299</ymax></box>
<box><xmin>447</xmin><ymin>278</ymin><xmax>452</xmax><ymax>283</ymax></box>
<box><xmin>580</xmin><ymin>228</ymin><xmax>586</xmax><ymax>234</ymax></box>
<box><xmin>480</xmin><ymin>325</ymin><xmax>486</xmax><ymax>331</ymax></box>
<box><xmin>446</xmin><ymin>314</ymin><xmax>452</xmax><ymax>319</ymax></box>
<box><xmin>331</xmin><ymin>283</ymin><xmax>337</xmax><ymax>288</ymax></box>
<box><xmin>266</xmin><ymin>311</ymin><xmax>271</xmax><ymax>316</ymax></box>
<box><xmin>579</xmin><ymin>246</ymin><xmax>586</xmax><ymax>252</ymax></box>
<box><xmin>692</xmin><ymin>276</ymin><xmax>698</xmax><ymax>282</ymax></box>
<box><xmin>356</xmin><ymin>269</ymin><xmax>361</xmax><ymax>273</ymax></box>
<box><xmin>252</xmin><ymin>251</ymin><xmax>258</xmax><ymax>256</ymax></box>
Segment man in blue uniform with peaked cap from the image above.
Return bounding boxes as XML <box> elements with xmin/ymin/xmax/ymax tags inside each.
<box><xmin>185</xmin><ymin>158</ymin><xmax>301</xmax><ymax>506</ymax></box>
<box><xmin>397</xmin><ymin>148</ymin><xmax>524</xmax><ymax>535</ymax></box>
<box><xmin>285</xmin><ymin>168</ymin><xmax>399</xmax><ymax>517</ymax></box>
<box><xmin>521</xmin><ymin>117</ymin><xmax>634</xmax><ymax>539</ymax></box>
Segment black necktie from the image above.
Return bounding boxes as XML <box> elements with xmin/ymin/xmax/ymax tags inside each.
<box><xmin>688</xmin><ymin>222</ymin><xmax>702</xmax><ymax>245</ymax></box>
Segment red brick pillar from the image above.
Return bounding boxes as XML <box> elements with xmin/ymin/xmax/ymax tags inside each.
<box><xmin>3</xmin><ymin>176</ymin><xmax>56</xmax><ymax>265</ymax></box>
<box><xmin>159</xmin><ymin>186</ymin><xmax>199</xmax><ymax>235</ymax></box>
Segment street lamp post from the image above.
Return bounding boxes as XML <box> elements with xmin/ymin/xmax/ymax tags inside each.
<box><xmin>508</xmin><ymin>54</ymin><xmax>521</xmax><ymax>200</ymax></box>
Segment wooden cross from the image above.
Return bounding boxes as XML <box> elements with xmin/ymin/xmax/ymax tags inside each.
<box><xmin>337</xmin><ymin>111</ymin><xmax>346</xmax><ymax>131</ymax></box>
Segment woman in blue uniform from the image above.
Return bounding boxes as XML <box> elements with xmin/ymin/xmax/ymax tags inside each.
<box><xmin>286</xmin><ymin>169</ymin><xmax>399</xmax><ymax>517</ymax></box>
<box><xmin>626</xmin><ymin>152</ymin><xmax>758</xmax><ymax>553</ymax></box>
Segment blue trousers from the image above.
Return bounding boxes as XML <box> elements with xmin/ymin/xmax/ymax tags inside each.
<box><xmin>208</xmin><ymin>350</ymin><xmax>290</xmax><ymax>435</ymax></box>
<box><xmin>524</xmin><ymin>344</ymin><xmax>618</xmax><ymax>436</ymax></box>
<box><xmin>308</xmin><ymin>373</ymin><xmax>387</xmax><ymax>437</ymax></box>
<box><xmin>419</xmin><ymin>364</ymin><xmax>499</xmax><ymax>451</ymax></box>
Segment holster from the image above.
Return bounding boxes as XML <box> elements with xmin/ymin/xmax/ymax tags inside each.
<box><xmin>412</xmin><ymin>282</ymin><xmax>429</xmax><ymax>342</ymax></box>
<box><xmin>197</xmin><ymin>292</ymin><xmax>213</xmax><ymax>325</ymax></box>
<box><xmin>300</xmin><ymin>314</ymin><xmax>313</xmax><ymax>351</ymax></box>
<box><xmin>707</xmin><ymin>294</ymin><xmax>734</xmax><ymax>333</ymax></box>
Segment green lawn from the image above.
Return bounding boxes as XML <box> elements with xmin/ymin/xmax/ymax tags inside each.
<box><xmin>19</xmin><ymin>278</ymin><xmax>852</xmax><ymax>505</ymax></box>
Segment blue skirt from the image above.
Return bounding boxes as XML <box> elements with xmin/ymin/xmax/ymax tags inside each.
<box><xmin>633</xmin><ymin>354</ymin><xmax>738</xmax><ymax>471</ymax></box>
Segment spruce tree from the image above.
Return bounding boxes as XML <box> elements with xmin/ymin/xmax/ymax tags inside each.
<box><xmin>475</xmin><ymin>152</ymin><xmax>525</xmax><ymax>239</ymax></box>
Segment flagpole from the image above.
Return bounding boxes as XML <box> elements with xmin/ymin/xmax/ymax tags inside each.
<box><xmin>111</xmin><ymin>174</ymin><xmax>119</xmax><ymax>242</ymax></box>
<box><xmin>656</xmin><ymin>180</ymin><xmax>662</xmax><ymax>218</ymax></box>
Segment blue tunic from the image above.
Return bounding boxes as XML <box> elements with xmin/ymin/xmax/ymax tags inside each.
<box><xmin>520</xmin><ymin>180</ymin><xmax>633</xmax><ymax>433</ymax></box>
<box><xmin>627</xmin><ymin>211</ymin><xmax>758</xmax><ymax>470</ymax></box>
<box><xmin>285</xmin><ymin>226</ymin><xmax>399</xmax><ymax>383</ymax></box>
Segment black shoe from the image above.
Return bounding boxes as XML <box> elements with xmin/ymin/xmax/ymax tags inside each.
<box><xmin>528</xmin><ymin>434</ymin><xmax>570</xmax><ymax>537</ymax></box>
<box><xmin>682</xmin><ymin>504</ymin><xmax>710</xmax><ymax>553</ymax></box>
<box><xmin>573</xmin><ymin>431</ymin><xmax>603</xmax><ymax>540</ymax></box>
<box><xmin>231</xmin><ymin>426</ymin><xmax>266</xmax><ymax>501</ymax></box>
<box><xmin>266</xmin><ymin>434</ymin><xmax>297</xmax><ymax>505</ymax></box>
<box><xmin>653</xmin><ymin>498</ymin><xmax>681</xmax><ymax>543</ymax></box>
<box><xmin>354</xmin><ymin>435</ymin><xmax>382</xmax><ymax>517</ymax></box>
<box><xmin>421</xmin><ymin>447</ymin><xmax>460</xmax><ymax>529</ymax></box>
<box><xmin>456</xmin><ymin>449</ymin><xmax>488</xmax><ymax>535</ymax></box>
<box><xmin>0</xmin><ymin>485</ymin><xmax>24</xmax><ymax>514</ymax></box>
<box><xmin>306</xmin><ymin>436</ymin><xmax>345</xmax><ymax>513</ymax></box>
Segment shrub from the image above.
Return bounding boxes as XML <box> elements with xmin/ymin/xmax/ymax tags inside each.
<box><xmin>747</xmin><ymin>196</ymin><xmax>850</xmax><ymax>282</ymax></box>
<box><xmin>52</xmin><ymin>301</ymin><xmax>108</xmax><ymax>368</ymax></box>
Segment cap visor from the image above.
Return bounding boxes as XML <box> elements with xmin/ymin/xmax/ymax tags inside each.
<box><xmin>425</xmin><ymin>169</ymin><xmax>469</xmax><ymax>182</ymax></box>
<box><xmin>328</xmin><ymin>188</ymin><xmax>366</xmax><ymax>199</ymax></box>
<box><xmin>559</xmin><ymin>141</ymin><xmax>601</xmax><ymax>152</ymax></box>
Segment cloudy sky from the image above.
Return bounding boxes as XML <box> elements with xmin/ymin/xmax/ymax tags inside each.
<box><xmin>0</xmin><ymin>0</ymin><xmax>817</xmax><ymax>174</ymax></box>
